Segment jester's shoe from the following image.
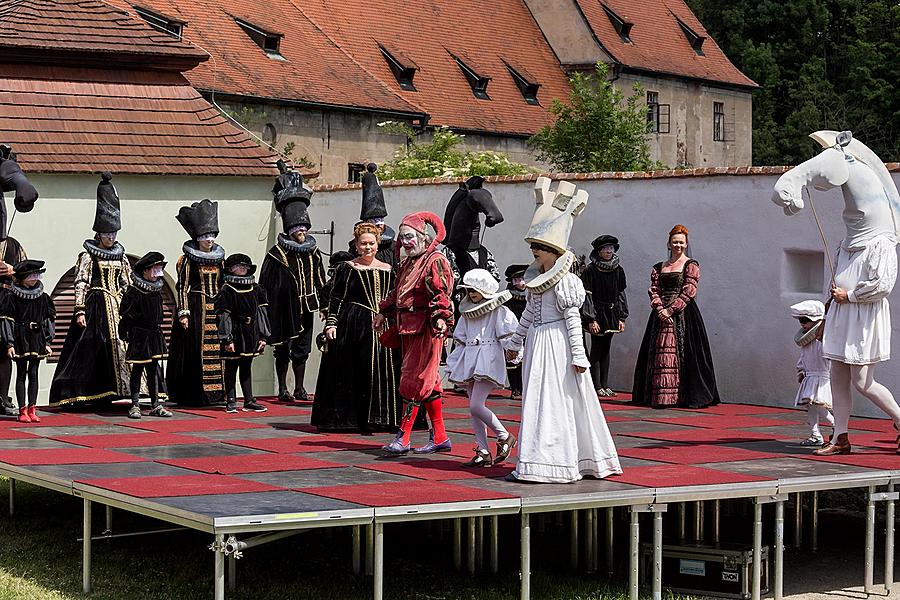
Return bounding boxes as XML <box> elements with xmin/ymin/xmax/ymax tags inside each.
<box><xmin>413</xmin><ymin>429</ymin><xmax>452</xmax><ymax>454</ymax></box>
<box><xmin>381</xmin><ymin>432</ymin><xmax>410</xmax><ymax>457</ymax></box>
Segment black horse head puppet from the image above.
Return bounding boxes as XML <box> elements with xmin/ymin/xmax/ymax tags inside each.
<box><xmin>0</xmin><ymin>145</ymin><xmax>38</xmax><ymax>240</ymax></box>
<box><xmin>443</xmin><ymin>176</ymin><xmax>503</xmax><ymax>279</ymax></box>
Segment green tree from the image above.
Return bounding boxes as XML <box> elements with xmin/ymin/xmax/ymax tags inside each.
<box><xmin>686</xmin><ymin>0</ymin><xmax>898</xmax><ymax>164</ymax></box>
<box><xmin>377</xmin><ymin>122</ymin><xmax>531</xmax><ymax>180</ymax></box>
<box><xmin>527</xmin><ymin>62</ymin><xmax>660</xmax><ymax>172</ymax></box>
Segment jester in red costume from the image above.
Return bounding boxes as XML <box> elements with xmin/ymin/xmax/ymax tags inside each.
<box><xmin>373</xmin><ymin>212</ymin><xmax>455</xmax><ymax>455</ymax></box>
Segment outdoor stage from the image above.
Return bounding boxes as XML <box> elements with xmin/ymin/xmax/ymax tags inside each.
<box><xmin>0</xmin><ymin>391</ymin><xmax>898</xmax><ymax>600</ymax></box>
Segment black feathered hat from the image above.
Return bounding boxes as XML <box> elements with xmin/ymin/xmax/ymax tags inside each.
<box><xmin>504</xmin><ymin>264</ymin><xmax>528</xmax><ymax>281</ymax></box>
<box><xmin>93</xmin><ymin>172</ymin><xmax>121</xmax><ymax>233</ymax></box>
<box><xmin>591</xmin><ymin>234</ymin><xmax>619</xmax><ymax>252</ymax></box>
<box><xmin>13</xmin><ymin>259</ymin><xmax>45</xmax><ymax>279</ymax></box>
<box><xmin>133</xmin><ymin>251</ymin><xmax>166</xmax><ymax>274</ymax></box>
<box><xmin>360</xmin><ymin>163</ymin><xmax>387</xmax><ymax>221</ymax></box>
<box><xmin>0</xmin><ymin>146</ymin><xmax>38</xmax><ymax>240</ymax></box>
<box><xmin>272</xmin><ymin>164</ymin><xmax>312</xmax><ymax>233</ymax></box>
<box><xmin>224</xmin><ymin>253</ymin><xmax>256</xmax><ymax>276</ymax></box>
<box><xmin>176</xmin><ymin>199</ymin><xmax>219</xmax><ymax>240</ymax></box>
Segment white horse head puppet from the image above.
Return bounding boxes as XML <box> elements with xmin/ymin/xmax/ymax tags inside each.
<box><xmin>772</xmin><ymin>130</ymin><xmax>900</xmax><ymax>250</ymax></box>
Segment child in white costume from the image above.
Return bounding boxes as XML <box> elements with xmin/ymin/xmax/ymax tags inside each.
<box><xmin>447</xmin><ymin>269</ymin><xmax>518</xmax><ymax>467</ymax></box>
<box><xmin>790</xmin><ymin>300</ymin><xmax>834</xmax><ymax>446</ymax></box>
<box><xmin>504</xmin><ymin>178</ymin><xmax>622</xmax><ymax>483</ymax></box>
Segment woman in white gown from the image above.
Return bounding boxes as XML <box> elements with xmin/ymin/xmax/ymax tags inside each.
<box><xmin>505</xmin><ymin>177</ymin><xmax>621</xmax><ymax>483</ymax></box>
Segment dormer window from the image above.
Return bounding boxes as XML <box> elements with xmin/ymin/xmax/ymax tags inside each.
<box><xmin>452</xmin><ymin>54</ymin><xmax>490</xmax><ymax>100</ymax></box>
<box><xmin>675</xmin><ymin>16</ymin><xmax>705</xmax><ymax>55</ymax></box>
<box><xmin>133</xmin><ymin>5</ymin><xmax>183</xmax><ymax>38</ymax></box>
<box><xmin>601</xmin><ymin>4</ymin><xmax>633</xmax><ymax>43</ymax></box>
<box><xmin>235</xmin><ymin>18</ymin><xmax>283</xmax><ymax>59</ymax></box>
<box><xmin>379</xmin><ymin>44</ymin><xmax>417</xmax><ymax>91</ymax></box>
<box><xmin>503</xmin><ymin>61</ymin><xmax>540</xmax><ymax>105</ymax></box>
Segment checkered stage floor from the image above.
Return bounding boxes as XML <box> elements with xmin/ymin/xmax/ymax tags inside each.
<box><xmin>0</xmin><ymin>392</ymin><xmax>897</xmax><ymax>518</ymax></box>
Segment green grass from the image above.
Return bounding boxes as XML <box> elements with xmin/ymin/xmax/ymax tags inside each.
<box><xmin>0</xmin><ymin>477</ymin><xmax>700</xmax><ymax>599</ymax></box>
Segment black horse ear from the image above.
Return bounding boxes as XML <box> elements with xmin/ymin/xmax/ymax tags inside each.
<box><xmin>0</xmin><ymin>145</ymin><xmax>10</xmax><ymax>160</ymax></box>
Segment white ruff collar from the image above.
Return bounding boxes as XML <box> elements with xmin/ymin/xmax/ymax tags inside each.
<box><xmin>524</xmin><ymin>251</ymin><xmax>574</xmax><ymax>293</ymax></box>
<box><xmin>459</xmin><ymin>290</ymin><xmax>511</xmax><ymax>318</ymax></box>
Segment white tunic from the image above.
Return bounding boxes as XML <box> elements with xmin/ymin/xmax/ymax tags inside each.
<box><xmin>508</xmin><ymin>273</ymin><xmax>622</xmax><ymax>483</ymax></box>
<box><xmin>823</xmin><ymin>235</ymin><xmax>897</xmax><ymax>364</ymax></box>
<box><xmin>446</xmin><ymin>305</ymin><xmax>519</xmax><ymax>387</ymax></box>
<box><xmin>795</xmin><ymin>339</ymin><xmax>832</xmax><ymax>408</ymax></box>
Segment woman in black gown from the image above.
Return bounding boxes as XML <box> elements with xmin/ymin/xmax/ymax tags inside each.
<box><xmin>632</xmin><ymin>224</ymin><xmax>719</xmax><ymax>409</ymax></box>
<box><xmin>312</xmin><ymin>223</ymin><xmax>400</xmax><ymax>432</ymax></box>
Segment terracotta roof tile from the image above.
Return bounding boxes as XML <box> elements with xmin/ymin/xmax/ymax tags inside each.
<box><xmin>0</xmin><ymin>0</ymin><xmax>208</xmax><ymax>63</ymax></box>
<box><xmin>0</xmin><ymin>64</ymin><xmax>290</xmax><ymax>176</ymax></box>
<box><xmin>575</xmin><ymin>0</ymin><xmax>756</xmax><ymax>88</ymax></box>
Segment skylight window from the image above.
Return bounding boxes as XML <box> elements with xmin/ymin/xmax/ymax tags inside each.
<box><xmin>601</xmin><ymin>3</ymin><xmax>633</xmax><ymax>43</ymax></box>
<box><xmin>452</xmin><ymin>54</ymin><xmax>491</xmax><ymax>100</ymax></box>
<box><xmin>503</xmin><ymin>61</ymin><xmax>540</xmax><ymax>105</ymax></box>
<box><xmin>379</xmin><ymin>44</ymin><xmax>417</xmax><ymax>91</ymax></box>
<box><xmin>675</xmin><ymin>16</ymin><xmax>705</xmax><ymax>55</ymax></box>
<box><xmin>133</xmin><ymin>5</ymin><xmax>183</xmax><ymax>38</ymax></box>
<box><xmin>235</xmin><ymin>18</ymin><xmax>283</xmax><ymax>59</ymax></box>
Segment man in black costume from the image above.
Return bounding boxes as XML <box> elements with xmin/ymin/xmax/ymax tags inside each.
<box><xmin>259</xmin><ymin>165</ymin><xmax>326</xmax><ymax>403</ymax></box>
<box><xmin>0</xmin><ymin>146</ymin><xmax>36</xmax><ymax>415</ymax></box>
<box><xmin>504</xmin><ymin>264</ymin><xmax>528</xmax><ymax>399</ymax></box>
<box><xmin>349</xmin><ymin>163</ymin><xmax>396</xmax><ymax>268</ymax></box>
<box><xmin>443</xmin><ymin>176</ymin><xmax>503</xmax><ymax>282</ymax></box>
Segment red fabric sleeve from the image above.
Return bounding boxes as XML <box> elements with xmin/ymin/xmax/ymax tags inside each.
<box><xmin>668</xmin><ymin>261</ymin><xmax>699</xmax><ymax>314</ymax></box>
<box><xmin>424</xmin><ymin>253</ymin><xmax>455</xmax><ymax>328</ymax></box>
<box><xmin>649</xmin><ymin>265</ymin><xmax>663</xmax><ymax>311</ymax></box>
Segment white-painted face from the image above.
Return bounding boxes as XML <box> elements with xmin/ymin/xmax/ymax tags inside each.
<box><xmin>398</xmin><ymin>225</ymin><xmax>425</xmax><ymax>257</ymax></box>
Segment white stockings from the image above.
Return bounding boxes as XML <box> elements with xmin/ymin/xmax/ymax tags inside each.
<box><xmin>830</xmin><ymin>362</ymin><xmax>900</xmax><ymax>437</ymax></box>
<box><xmin>467</xmin><ymin>379</ymin><xmax>509</xmax><ymax>452</ymax></box>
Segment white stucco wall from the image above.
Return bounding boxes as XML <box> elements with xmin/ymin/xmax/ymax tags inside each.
<box><xmin>310</xmin><ymin>171</ymin><xmax>900</xmax><ymax>418</ymax></box>
<box><xmin>19</xmin><ymin>173</ymin><xmax>277</xmax><ymax>401</ymax></box>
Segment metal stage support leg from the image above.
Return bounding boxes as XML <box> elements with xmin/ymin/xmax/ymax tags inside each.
<box><xmin>227</xmin><ymin>557</ymin><xmax>236</xmax><ymax>592</ymax></box>
<box><xmin>373</xmin><ymin>522</ymin><xmax>384</xmax><ymax>600</ymax></box>
<box><xmin>678</xmin><ymin>502</ymin><xmax>686</xmax><ymax>543</ymax></box>
<box><xmin>606</xmin><ymin>507</ymin><xmax>614</xmax><ymax>576</ymax></box>
<box><xmin>775</xmin><ymin>499</ymin><xmax>784</xmax><ymax>600</ymax></box>
<box><xmin>886</xmin><ymin>483</ymin><xmax>895</xmax><ymax>594</ymax></box>
<box><xmin>214</xmin><ymin>533</ymin><xmax>225</xmax><ymax>600</ymax></box>
<box><xmin>8</xmin><ymin>478</ymin><xmax>14</xmax><ymax>517</ymax></box>
<box><xmin>467</xmin><ymin>517</ymin><xmax>476</xmax><ymax>575</ymax></box>
<box><xmin>585</xmin><ymin>508</ymin><xmax>595</xmax><ymax>574</ymax></box>
<box><xmin>591</xmin><ymin>508</ymin><xmax>599</xmax><ymax>574</ymax></box>
<box><xmin>866</xmin><ymin>486</ymin><xmax>876</xmax><ymax>595</ymax></box>
<box><xmin>693</xmin><ymin>501</ymin><xmax>702</xmax><ymax>542</ymax></box>
<box><xmin>365</xmin><ymin>524</ymin><xmax>374</xmax><ymax>576</ymax></box>
<box><xmin>699</xmin><ymin>500</ymin><xmax>705</xmax><ymax>542</ymax></box>
<box><xmin>454</xmin><ymin>519</ymin><xmax>462</xmax><ymax>571</ymax></box>
<box><xmin>520</xmin><ymin>513</ymin><xmax>531</xmax><ymax>600</ymax></box>
<box><xmin>793</xmin><ymin>492</ymin><xmax>802</xmax><ymax>549</ymax></box>
<box><xmin>476</xmin><ymin>516</ymin><xmax>484</xmax><ymax>572</ymax></box>
<box><xmin>83</xmin><ymin>499</ymin><xmax>92</xmax><ymax>594</ymax></box>
<box><xmin>811</xmin><ymin>491</ymin><xmax>819</xmax><ymax>553</ymax></box>
<box><xmin>630</xmin><ymin>503</ymin><xmax>667</xmax><ymax>600</ymax></box>
<box><xmin>104</xmin><ymin>505</ymin><xmax>113</xmax><ymax>535</ymax></box>
<box><xmin>490</xmin><ymin>515</ymin><xmax>499</xmax><ymax>574</ymax></box>
<box><xmin>752</xmin><ymin>501</ymin><xmax>763</xmax><ymax>600</ymax></box>
<box><xmin>713</xmin><ymin>499</ymin><xmax>721</xmax><ymax>545</ymax></box>
<box><xmin>352</xmin><ymin>525</ymin><xmax>361</xmax><ymax>575</ymax></box>
<box><xmin>570</xmin><ymin>510</ymin><xmax>579</xmax><ymax>570</ymax></box>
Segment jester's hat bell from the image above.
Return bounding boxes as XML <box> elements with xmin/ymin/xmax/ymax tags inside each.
<box><xmin>176</xmin><ymin>198</ymin><xmax>219</xmax><ymax>240</ymax></box>
<box><xmin>522</xmin><ymin>177</ymin><xmax>588</xmax><ymax>292</ymax></box>
<box><xmin>93</xmin><ymin>172</ymin><xmax>121</xmax><ymax>233</ymax></box>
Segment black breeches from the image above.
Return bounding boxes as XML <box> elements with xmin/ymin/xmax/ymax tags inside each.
<box><xmin>273</xmin><ymin>311</ymin><xmax>314</xmax><ymax>391</ymax></box>
<box><xmin>129</xmin><ymin>361</ymin><xmax>160</xmax><ymax>406</ymax></box>
<box><xmin>588</xmin><ymin>333</ymin><xmax>614</xmax><ymax>390</ymax></box>
<box><xmin>225</xmin><ymin>357</ymin><xmax>254</xmax><ymax>404</ymax></box>
<box><xmin>0</xmin><ymin>355</ymin><xmax>11</xmax><ymax>401</ymax></box>
<box><xmin>14</xmin><ymin>357</ymin><xmax>39</xmax><ymax>408</ymax></box>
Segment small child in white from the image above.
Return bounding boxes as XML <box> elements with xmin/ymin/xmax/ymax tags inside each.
<box><xmin>446</xmin><ymin>269</ymin><xmax>519</xmax><ymax>467</ymax></box>
<box><xmin>791</xmin><ymin>300</ymin><xmax>834</xmax><ymax>445</ymax></box>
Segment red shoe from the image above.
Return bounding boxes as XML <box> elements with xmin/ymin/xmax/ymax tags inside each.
<box><xmin>27</xmin><ymin>405</ymin><xmax>40</xmax><ymax>423</ymax></box>
<box><xmin>17</xmin><ymin>406</ymin><xmax>31</xmax><ymax>423</ymax></box>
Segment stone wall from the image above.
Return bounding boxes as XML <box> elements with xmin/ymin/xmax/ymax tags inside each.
<box><xmin>309</xmin><ymin>165</ymin><xmax>900</xmax><ymax>417</ymax></box>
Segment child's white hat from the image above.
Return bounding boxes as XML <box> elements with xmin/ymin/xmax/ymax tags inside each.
<box><xmin>458</xmin><ymin>268</ymin><xmax>503</xmax><ymax>299</ymax></box>
<box><xmin>790</xmin><ymin>300</ymin><xmax>825</xmax><ymax>320</ymax></box>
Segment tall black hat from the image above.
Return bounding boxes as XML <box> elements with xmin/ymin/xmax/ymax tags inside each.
<box><xmin>13</xmin><ymin>259</ymin><xmax>45</xmax><ymax>279</ymax></box>
<box><xmin>133</xmin><ymin>251</ymin><xmax>166</xmax><ymax>274</ymax></box>
<box><xmin>504</xmin><ymin>264</ymin><xmax>528</xmax><ymax>281</ymax></box>
<box><xmin>93</xmin><ymin>172</ymin><xmax>121</xmax><ymax>233</ymax></box>
<box><xmin>273</xmin><ymin>162</ymin><xmax>312</xmax><ymax>233</ymax></box>
<box><xmin>176</xmin><ymin>199</ymin><xmax>219</xmax><ymax>240</ymax></box>
<box><xmin>0</xmin><ymin>145</ymin><xmax>38</xmax><ymax>240</ymax></box>
<box><xmin>360</xmin><ymin>163</ymin><xmax>387</xmax><ymax>221</ymax></box>
<box><xmin>591</xmin><ymin>234</ymin><xmax>619</xmax><ymax>252</ymax></box>
<box><xmin>224</xmin><ymin>253</ymin><xmax>256</xmax><ymax>276</ymax></box>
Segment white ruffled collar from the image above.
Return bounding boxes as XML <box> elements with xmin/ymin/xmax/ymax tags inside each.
<box><xmin>459</xmin><ymin>290</ymin><xmax>512</xmax><ymax>318</ymax></box>
<box><xmin>523</xmin><ymin>251</ymin><xmax>575</xmax><ymax>294</ymax></box>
